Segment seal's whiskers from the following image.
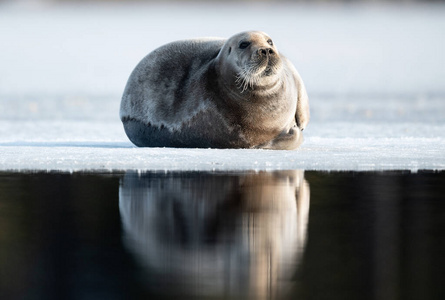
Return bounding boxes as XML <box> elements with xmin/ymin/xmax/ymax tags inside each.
<box><xmin>235</xmin><ymin>64</ymin><xmax>262</xmax><ymax>93</ymax></box>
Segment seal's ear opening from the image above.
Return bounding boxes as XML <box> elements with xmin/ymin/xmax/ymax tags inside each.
<box><xmin>228</xmin><ymin>47</ymin><xmax>232</xmax><ymax>55</ymax></box>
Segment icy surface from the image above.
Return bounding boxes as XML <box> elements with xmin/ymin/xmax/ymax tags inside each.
<box><xmin>1</xmin><ymin>2</ymin><xmax>444</xmax><ymax>172</ymax></box>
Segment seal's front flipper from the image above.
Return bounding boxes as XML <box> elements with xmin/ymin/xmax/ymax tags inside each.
<box><xmin>291</xmin><ymin>65</ymin><xmax>310</xmax><ymax>131</ymax></box>
<box><xmin>258</xmin><ymin>126</ymin><xmax>303</xmax><ymax>150</ymax></box>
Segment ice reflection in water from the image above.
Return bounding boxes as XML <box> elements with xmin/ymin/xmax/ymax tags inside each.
<box><xmin>119</xmin><ymin>170</ymin><xmax>310</xmax><ymax>299</ymax></box>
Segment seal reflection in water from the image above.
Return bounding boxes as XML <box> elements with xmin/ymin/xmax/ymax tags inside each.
<box><xmin>120</xmin><ymin>31</ymin><xmax>309</xmax><ymax>149</ymax></box>
<box><xmin>119</xmin><ymin>170</ymin><xmax>310</xmax><ymax>299</ymax></box>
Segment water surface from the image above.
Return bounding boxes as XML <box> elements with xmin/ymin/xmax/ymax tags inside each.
<box><xmin>0</xmin><ymin>170</ymin><xmax>444</xmax><ymax>299</ymax></box>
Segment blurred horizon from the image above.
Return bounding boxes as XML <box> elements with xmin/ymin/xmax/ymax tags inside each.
<box><xmin>3</xmin><ymin>0</ymin><xmax>445</xmax><ymax>5</ymax></box>
<box><xmin>2</xmin><ymin>0</ymin><xmax>444</xmax><ymax>97</ymax></box>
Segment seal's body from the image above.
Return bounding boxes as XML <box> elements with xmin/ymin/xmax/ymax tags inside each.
<box><xmin>120</xmin><ymin>31</ymin><xmax>309</xmax><ymax>150</ymax></box>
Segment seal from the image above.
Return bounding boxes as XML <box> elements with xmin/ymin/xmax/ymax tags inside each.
<box><xmin>120</xmin><ymin>31</ymin><xmax>309</xmax><ymax>149</ymax></box>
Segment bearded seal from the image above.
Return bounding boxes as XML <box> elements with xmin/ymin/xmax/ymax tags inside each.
<box><xmin>120</xmin><ymin>31</ymin><xmax>309</xmax><ymax>150</ymax></box>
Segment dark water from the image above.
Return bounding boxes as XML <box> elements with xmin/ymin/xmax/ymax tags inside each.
<box><xmin>0</xmin><ymin>170</ymin><xmax>444</xmax><ymax>300</ymax></box>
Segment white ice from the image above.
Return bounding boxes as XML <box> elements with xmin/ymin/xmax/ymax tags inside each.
<box><xmin>1</xmin><ymin>2</ymin><xmax>444</xmax><ymax>172</ymax></box>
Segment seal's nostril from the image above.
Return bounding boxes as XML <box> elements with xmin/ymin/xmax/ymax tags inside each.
<box><xmin>259</xmin><ymin>48</ymin><xmax>274</xmax><ymax>56</ymax></box>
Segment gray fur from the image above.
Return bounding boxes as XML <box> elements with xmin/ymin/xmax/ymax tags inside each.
<box><xmin>120</xmin><ymin>31</ymin><xmax>310</xmax><ymax>149</ymax></box>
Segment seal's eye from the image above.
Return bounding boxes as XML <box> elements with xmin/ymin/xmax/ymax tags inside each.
<box><xmin>239</xmin><ymin>41</ymin><xmax>250</xmax><ymax>49</ymax></box>
<box><xmin>267</xmin><ymin>39</ymin><xmax>273</xmax><ymax>46</ymax></box>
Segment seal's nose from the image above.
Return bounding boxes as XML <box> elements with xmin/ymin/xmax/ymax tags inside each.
<box><xmin>258</xmin><ymin>48</ymin><xmax>275</xmax><ymax>56</ymax></box>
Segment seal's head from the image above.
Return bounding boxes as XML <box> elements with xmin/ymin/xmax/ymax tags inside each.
<box><xmin>216</xmin><ymin>31</ymin><xmax>283</xmax><ymax>93</ymax></box>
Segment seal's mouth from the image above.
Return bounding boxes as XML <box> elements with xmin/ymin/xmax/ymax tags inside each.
<box><xmin>235</xmin><ymin>55</ymin><xmax>281</xmax><ymax>93</ymax></box>
<box><xmin>262</xmin><ymin>56</ymin><xmax>281</xmax><ymax>76</ymax></box>
<box><xmin>250</xmin><ymin>55</ymin><xmax>279</xmax><ymax>75</ymax></box>
<box><xmin>264</xmin><ymin>64</ymin><xmax>275</xmax><ymax>76</ymax></box>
